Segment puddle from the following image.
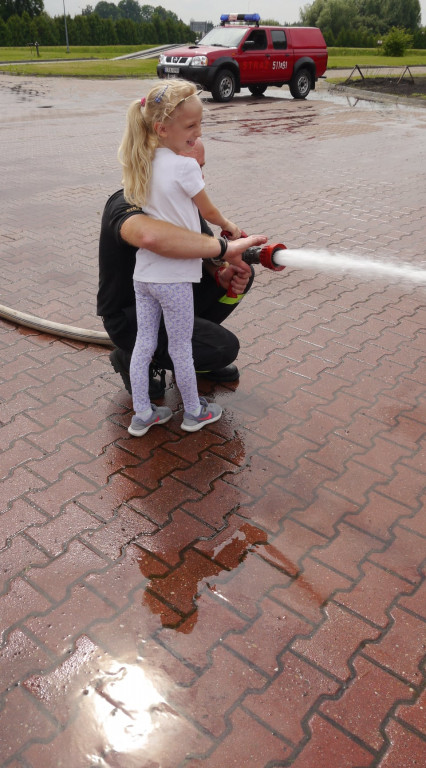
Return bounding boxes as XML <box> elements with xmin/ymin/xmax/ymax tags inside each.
<box><xmin>0</xmin><ymin>78</ymin><xmax>51</xmax><ymax>106</ymax></box>
<box><xmin>239</xmin><ymin>111</ymin><xmax>316</xmax><ymax>135</ymax></box>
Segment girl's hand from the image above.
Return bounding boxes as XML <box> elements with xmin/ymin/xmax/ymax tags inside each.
<box><xmin>222</xmin><ymin>220</ymin><xmax>241</xmax><ymax>240</ymax></box>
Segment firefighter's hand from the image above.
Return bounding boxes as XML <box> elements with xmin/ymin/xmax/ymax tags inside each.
<box><xmin>216</xmin><ymin>262</ymin><xmax>252</xmax><ymax>294</ymax></box>
<box><xmin>227</xmin><ymin>234</ymin><xmax>267</xmax><ymax>265</ymax></box>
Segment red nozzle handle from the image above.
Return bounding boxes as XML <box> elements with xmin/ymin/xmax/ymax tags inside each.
<box><xmin>220</xmin><ymin>230</ymin><xmax>248</xmax><ymax>298</ymax></box>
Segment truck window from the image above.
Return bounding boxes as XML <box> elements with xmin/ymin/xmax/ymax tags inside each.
<box><xmin>245</xmin><ymin>29</ymin><xmax>268</xmax><ymax>50</ymax></box>
<box><xmin>271</xmin><ymin>30</ymin><xmax>287</xmax><ymax>50</ymax></box>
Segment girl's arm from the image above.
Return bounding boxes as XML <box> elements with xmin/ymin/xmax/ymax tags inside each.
<box><xmin>192</xmin><ymin>189</ymin><xmax>241</xmax><ymax>239</ymax></box>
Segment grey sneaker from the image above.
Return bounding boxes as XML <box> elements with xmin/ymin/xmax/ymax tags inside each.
<box><xmin>128</xmin><ymin>404</ymin><xmax>172</xmax><ymax>436</ymax></box>
<box><xmin>181</xmin><ymin>397</ymin><xmax>222</xmax><ymax>432</ymax></box>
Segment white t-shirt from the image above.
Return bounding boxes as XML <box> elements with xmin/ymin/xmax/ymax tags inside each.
<box><xmin>134</xmin><ymin>147</ymin><xmax>205</xmax><ymax>283</ymax></box>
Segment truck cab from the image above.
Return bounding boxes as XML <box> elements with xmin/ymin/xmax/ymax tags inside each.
<box><xmin>157</xmin><ymin>13</ymin><xmax>328</xmax><ymax>102</ymax></box>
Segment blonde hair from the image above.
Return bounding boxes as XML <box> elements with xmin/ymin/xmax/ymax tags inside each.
<box><xmin>118</xmin><ymin>79</ymin><xmax>200</xmax><ymax>207</ymax></box>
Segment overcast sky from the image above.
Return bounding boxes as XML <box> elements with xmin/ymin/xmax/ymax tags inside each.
<box><xmin>44</xmin><ymin>0</ymin><xmax>426</xmax><ymax>28</ymax></box>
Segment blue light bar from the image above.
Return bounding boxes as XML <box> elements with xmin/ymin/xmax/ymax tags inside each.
<box><xmin>220</xmin><ymin>13</ymin><xmax>261</xmax><ymax>24</ymax></box>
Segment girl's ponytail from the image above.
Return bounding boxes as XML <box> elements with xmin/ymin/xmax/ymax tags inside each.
<box><xmin>118</xmin><ymin>100</ymin><xmax>157</xmax><ymax>206</ymax></box>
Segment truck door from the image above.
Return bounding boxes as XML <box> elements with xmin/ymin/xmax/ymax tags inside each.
<box><xmin>238</xmin><ymin>28</ymin><xmax>271</xmax><ymax>85</ymax></box>
<box><xmin>268</xmin><ymin>29</ymin><xmax>294</xmax><ymax>82</ymax></box>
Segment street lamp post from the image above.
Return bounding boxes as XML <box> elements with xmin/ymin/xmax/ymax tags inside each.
<box><xmin>63</xmin><ymin>0</ymin><xmax>70</xmax><ymax>53</ymax></box>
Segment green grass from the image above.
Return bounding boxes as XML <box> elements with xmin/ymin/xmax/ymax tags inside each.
<box><xmin>1</xmin><ymin>57</ymin><xmax>158</xmax><ymax>78</ymax></box>
<box><xmin>0</xmin><ymin>44</ymin><xmax>159</xmax><ymax>77</ymax></box>
<box><xmin>327</xmin><ymin>48</ymin><xmax>426</xmax><ymax>68</ymax></box>
<box><xmin>0</xmin><ymin>44</ymin><xmax>154</xmax><ymax>61</ymax></box>
<box><xmin>1</xmin><ymin>45</ymin><xmax>426</xmax><ymax>77</ymax></box>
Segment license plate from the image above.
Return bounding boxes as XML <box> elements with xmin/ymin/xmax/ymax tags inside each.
<box><xmin>164</xmin><ymin>66</ymin><xmax>179</xmax><ymax>74</ymax></box>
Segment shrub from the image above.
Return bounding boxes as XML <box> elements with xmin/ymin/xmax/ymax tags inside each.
<box><xmin>382</xmin><ymin>27</ymin><xmax>413</xmax><ymax>56</ymax></box>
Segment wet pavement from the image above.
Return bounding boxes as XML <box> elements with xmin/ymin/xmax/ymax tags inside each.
<box><xmin>0</xmin><ymin>75</ymin><xmax>425</xmax><ymax>767</ymax></box>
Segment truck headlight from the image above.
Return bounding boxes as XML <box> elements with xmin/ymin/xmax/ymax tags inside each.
<box><xmin>159</xmin><ymin>54</ymin><xmax>167</xmax><ymax>64</ymax></box>
<box><xmin>190</xmin><ymin>56</ymin><xmax>208</xmax><ymax>66</ymax></box>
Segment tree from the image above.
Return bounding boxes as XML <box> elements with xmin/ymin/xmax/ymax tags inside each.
<box><xmin>70</xmin><ymin>13</ymin><xmax>93</xmax><ymax>43</ymax></box>
<box><xmin>115</xmin><ymin>15</ymin><xmax>137</xmax><ymax>41</ymax></box>
<box><xmin>85</xmin><ymin>11</ymin><xmax>111</xmax><ymax>43</ymax></box>
<box><xmin>412</xmin><ymin>26</ymin><xmax>426</xmax><ymax>48</ymax></box>
<box><xmin>0</xmin><ymin>0</ymin><xmax>44</xmax><ymax>21</ymax></box>
<box><xmin>93</xmin><ymin>1</ymin><xmax>120</xmax><ymax>20</ymax></box>
<box><xmin>357</xmin><ymin>0</ymin><xmax>381</xmax><ymax>15</ymax></box>
<box><xmin>5</xmin><ymin>12</ymin><xmax>27</xmax><ymax>42</ymax></box>
<box><xmin>102</xmin><ymin>16</ymin><xmax>117</xmax><ymax>42</ymax></box>
<box><xmin>140</xmin><ymin>19</ymin><xmax>155</xmax><ymax>43</ymax></box>
<box><xmin>300</xmin><ymin>0</ymin><xmax>326</xmax><ymax>27</ymax></box>
<box><xmin>356</xmin><ymin>0</ymin><xmax>383</xmax><ymax>33</ymax></box>
<box><xmin>140</xmin><ymin>4</ymin><xmax>154</xmax><ymax>22</ymax></box>
<box><xmin>0</xmin><ymin>15</ymin><xmax>7</xmax><ymax>41</ymax></box>
<box><xmin>301</xmin><ymin>0</ymin><xmax>421</xmax><ymax>38</ymax></box>
<box><xmin>0</xmin><ymin>0</ymin><xmax>195</xmax><ymax>45</ymax></box>
<box><xmin>152</xmin><ymin>4</ymin><xmax>178</xmax><ymax>22</ymax></box>
<box><xmin>301</xmin><ymin>0</ymin><xmax>360</xmax><ymax>43</ymax></box>
<box><xmin>384</xmin><ymin>0</ymin><xmax>420</xmax><ymax>32</ymax></box>
<box><xmin>34</xmin><ymin>10</ymin><xmax>59</xmax><ymax>43</ymax></box>
<box><xmin>151</xmin><ymin>11</ymin><xmax>165</xmax><ymax>42</ymax></box>
<box><xmin>117</xmin><ymin>0</ymin><xmax>141</xmax><ymax>22</ymax></box>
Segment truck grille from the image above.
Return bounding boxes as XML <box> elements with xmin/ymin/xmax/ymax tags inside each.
<box><xmin>163</xmin><ymin>56</ymin><xmax>191</xmax><ymax>65</ymax></box>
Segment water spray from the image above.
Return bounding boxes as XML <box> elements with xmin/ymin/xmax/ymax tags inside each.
<box><xmin>1</xmin><ymin>240</ymin><xmax>424</xmax><ymax>347</ymax></box>
<box><xmin>268</xmin><ymin>248</ymin><xmax>426</xmax><ymax>283</ymax></box>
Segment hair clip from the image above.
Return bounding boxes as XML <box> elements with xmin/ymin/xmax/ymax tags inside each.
<box><xmin>169</xmin><ymin>89</ymin><xmax>204</xmax><ymax>115</ymax></box>
<box><xmin>140</xmin><ymin>97</ymin><xmax>146</xmax><ymax>107</ymax></box>
<box><xmin>155</xmin><ymin>85</ymin><xmax>169</xmax><ymax>103</ymax></box>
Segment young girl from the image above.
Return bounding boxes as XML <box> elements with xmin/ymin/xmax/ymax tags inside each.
<box><xmin>118</xmin><ymin>80</ymin><xmax>241</xmax><ymax>436</ymax></box>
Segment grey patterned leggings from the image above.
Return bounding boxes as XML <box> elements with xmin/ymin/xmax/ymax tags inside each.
<box><xmin>130</xmin><ymin>280</ymin><xmax>200</xmax><ymax>414</ymax></box>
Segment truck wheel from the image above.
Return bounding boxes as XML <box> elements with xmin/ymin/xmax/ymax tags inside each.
<box><xmin>290</xmin><ymin>68</ymin><xmax>311</xmax><ymax>99</ymax></box>
<box><xmin>211</xmin><ymin>70</ymin><xmax>236</xmax><ymax>102</ymax></box>
<box><xmin>248</xmin><ymin>85</ymin><xmax>267</xmax><ymax>97</ymax></box>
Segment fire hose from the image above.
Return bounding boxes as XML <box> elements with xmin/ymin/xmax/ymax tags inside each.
<box><xmin>0</xmin><ymin>243</ymin><xmax>287</xmax><ymax>345</ymax></box>
<box><xmin>0</xmin><ymin>304</ymin><xmax>113</xmax><ymax>346</ymax></box>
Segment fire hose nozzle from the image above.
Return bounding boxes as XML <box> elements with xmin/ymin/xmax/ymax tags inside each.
<box><xmin>242</xmin><ymin>243</ymin><xmax>287</xmax><ymax>271</ymax></box>
<box><xmin>220</xmin><ymin>232</ymin><xmax>286</xmax><ymax>298</ymax></box>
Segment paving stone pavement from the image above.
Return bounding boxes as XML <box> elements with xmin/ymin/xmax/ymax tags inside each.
<box><xmin>0</xmin><ymin>74</ymin><xmax>425</xmax><ymax>767</ymax></box>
